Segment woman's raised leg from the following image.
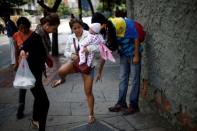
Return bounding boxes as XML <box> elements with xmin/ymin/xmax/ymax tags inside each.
<box><xmin>52</xmin><ymin>61</ymin><xmax>76</xmax><ymax>88</ymax></box>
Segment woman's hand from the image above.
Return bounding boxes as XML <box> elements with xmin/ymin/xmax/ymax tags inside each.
<box><xmin>20</xmin><ymin>50</ymin><xmax>29</xmax><ymax>59</ymax></box>
<box><xmin>95</xmin><ymin>73</ymin><xmax>102</xmax><ymax>83</ymax></box>
<box><xmin>46</xmin><ymin>56</ymin><xmax>53</xmax><ymax>68</ymax></box>
<box><xmin>18</xmin><ymin>50</ymin><xmax>29</xmax><ymax>64</ymax></box>
<box><xmin>95</xmin><ymin>59</ymin><xmax>105</xmax><ymax>82</ymax></box>
<box><xmin>71</xmin><ymin>53</ymin><xmax>78</xmax><ymax>61</ymax></box>
<box><xmin>82</xmin><ymin>47</ymin><xmax>89</xmax><ymax>54</ymax></box>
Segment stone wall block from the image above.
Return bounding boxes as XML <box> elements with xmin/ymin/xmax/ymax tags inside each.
<box><xmin>129</xmin><ymin>0</ymin><xmax>197</xmax><ymax>129</ymax></box>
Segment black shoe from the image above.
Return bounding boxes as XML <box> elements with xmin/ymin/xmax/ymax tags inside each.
<box><xmin>108</xmin><ymin>104</ymin><xmax>128</xmax><ymax>112</ymax></box>
<box><xmin>122</xmin><ymin>106</ymin><xmax>139</xmax><ymax>115</ymax></box>
<box><xmin>16</xmin><ymin>103</ymin><xmax>24</xmax><ymax>119</ymax></box>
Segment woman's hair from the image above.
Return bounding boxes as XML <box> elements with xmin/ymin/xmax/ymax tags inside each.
<box><xmin>91</xmin><ymin>12</ymin><xmax>118</xmax><ymax>51</ymax></box>
<box><xmin>16</xmin><ymin>17</ymin><xmax>31</xmax><ymax>29</ymax></box>
<box><xmin>91</xmin><ymin>12</ymin><xmax>107</xmax><ymax>25</ymax></box>
<box><xmin>69</xmin><ymin>18</ymin><xmax>83</xmax><ymax>29</ymax></box>
<box><xmin>40</xmin><ymin>13</ymin><xmax>60</xmax><ymax>26</ymax></box>
<box><xmin>106</xmin><ymin>20</ymin><xmax>118</xmax><ymax>51</ymax></box>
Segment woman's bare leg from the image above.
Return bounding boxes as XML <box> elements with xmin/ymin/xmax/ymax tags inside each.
<box><xmin>82</xmin><ymin>73</ymin><xmax>95</xmax><ymax>123</ymax></box>
<box><xmin>52</xmin><ymin>61</ymin><xmax>76</xmax><ymax>87</ymax></box>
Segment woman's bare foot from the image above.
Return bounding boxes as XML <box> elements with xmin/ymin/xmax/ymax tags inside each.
<box><xmin>29</xmin><ymin>120</ymin><xmax>39</xmax><ymax>129</ymax></box>
<box><xmin>88</xmin><ymin>115</ymin><xmax>96</xmax><ymax>124</ymax></box>
<box><xmin>51</xmin><ymin>79</ymin><xmax>65</xmax><ymax>88</ymax></box>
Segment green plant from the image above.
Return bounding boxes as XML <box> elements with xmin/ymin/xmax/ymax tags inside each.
<box><xmin>96</xmin><ymin>4</ymin><xmax>102</xmax><ymax>12</ymax></box>
<box><xmin>22</xmin><ymin>11</ymin><xmax>30</xmax><ymax>16</ymax></box>
<box><xmin>82</xmin><ymin>10</ymin><xmax>91</xmax><ymax>17</ymax></box>
<box><xmin>57</xmin><ymin>3</ymin><xmax>71</xmax><ymax>17</ymax></box>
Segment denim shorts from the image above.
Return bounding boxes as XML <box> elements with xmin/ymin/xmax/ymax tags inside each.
<box><xmin>88</xmin><ymin>67</ymin><xmax>95</xmax><ymax>79</ymax></box>
<box><xmin>71</xmin><ymin>59</ymin><xmax>95</xmax><ymax>79</ymax></box>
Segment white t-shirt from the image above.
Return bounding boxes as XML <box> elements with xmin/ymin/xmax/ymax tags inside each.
<box><xmin>64</xmin><ymin>30</ymin><xmax>100</xmax><ymax>67</ymax></box>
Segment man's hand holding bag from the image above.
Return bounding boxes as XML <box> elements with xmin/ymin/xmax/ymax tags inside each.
<box><xmin>13</xmin><ymin>57</ymin><xmax>36</xmax><ymax>89</ymax></box>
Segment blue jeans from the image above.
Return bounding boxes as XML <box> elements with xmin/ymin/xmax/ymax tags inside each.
<box><xmin>117</xmin><ymin>55</ymin><xmax>141</xmax><ymax>109</ymax></box>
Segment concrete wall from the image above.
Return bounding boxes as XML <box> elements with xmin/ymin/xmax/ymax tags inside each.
<box><xmin>128</xmin><ymin>0</ymin><xmax>197</xmax><ymax>128</ymax></box>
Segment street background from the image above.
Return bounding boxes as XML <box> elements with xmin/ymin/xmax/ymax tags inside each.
<box><xmin>0</xmin><ymin>17</ymin><xmax>177</xmax><ymax>131</ymax></box>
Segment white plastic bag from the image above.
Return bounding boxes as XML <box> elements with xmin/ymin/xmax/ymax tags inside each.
<box><xmin>13</xmin><ymin>58</ymin><xmax>36</xmax><ymax>89</ymax></box>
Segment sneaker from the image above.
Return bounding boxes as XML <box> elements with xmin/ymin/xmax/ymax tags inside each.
<box><xmin>122</xmin><ymin>106</ymin><xmax>139</xmax><ymax>115</ymax></box>
<box><xmin>108</xmin><ymin>104</ymin><xmax>128</xmax><ymax>112</ymax></box>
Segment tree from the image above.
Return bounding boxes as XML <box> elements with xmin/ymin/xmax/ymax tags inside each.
<box><xmin>37</xmin><ymin>0</ymin><xmax>61</xmax><ymax>13</ymax></box>
<box><xmin>37</xmin><ymin>0</ymin><xmax>95</xmax><ymax>55</ymax></box>
<box><xmin>0</xmin><ymin>0</ymin><xmax>31</xmax><ymax>16</ymax></box>
<box><xmin>87</xmin><ymin>0</ymin><xmax>94</xmax><ymax>15</ymax></box>
<box><xmin>4</xmin><ymin>0</ymin><xmax>30</xmax><ymax>7</ymax></box>
<box><xmin>57</xmin><ymin>3</ymin><xmax>70</xmax><ymax>17</ymax></box>
<box><xmin>78</xmin><ymin>0</ymin><xmax>94</xmax><ymax>20</ymax></box>
<box><xmin>78</xmin><ymin>0</ymin><xmax>82</xmax><ymax>19</ymax></box>
<box><xmin>96</xmin><ymin>0</ymin><xmax>126</xmax><ymax>16</ymax></box>
<box><xmin>37</xmin><ymin>0</ymin><xmax>61</xmax><ymax>56</ymax></box>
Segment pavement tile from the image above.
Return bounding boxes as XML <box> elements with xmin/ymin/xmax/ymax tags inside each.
<box><xmin>0</xmin><ymin>104</ymin><xmax>17</xmax><ymax>127</ymax></box>
<box><xmin>139</xmin><ymin>127</ymin><xmax>173</xmax><ymax>131</ymax></box>
<box><xmin>0</xmin><ymin>53</ymin><xmax>178</xmax><ymax>131</ymax></box>
<box><xmin>71</xmin><ymin>102</ymin><xmax>89</xmax><ymax>115</ymax></box>
<box><xmin>0</xmin><ymin>88</ymin><xmax>18</xmax><ymax>103</ymax></box>
<box><xmin>102</xmin><ymin>116</ymin><xmax>136</xmax><ymax>131</ymax></box>
<box><xmin>68</xmin><ymin>121</ymin><xmax>115</xmax><ymax>131</ymax></box>
<box><xmin>49</xmin><ymin>102</ymin><xmax>71</xmax><ymax>116</ymax></box>
<box><xmin>123</xmin><ymin>112</ymin><xmax>174</xmax><ymax>130</ymax></box>
<box><xmin>0</xmin><ymin>115</ymin><xmax>32</xmax><ymax>131</ymax></box>
<box><xmin>47</xmin><ymin>115</ymin><xmax>87</xmax><ymax>127</ymax></box>
<box><xmin>94</xmin><ymin>102</ymin><xmax>119</xmax><ymax>115</ymax></box>
<box><xmin>0</xmin><ymin>67</ymin><xmax>15</xmax><ymax>88</ymax></box>
<box><xmin>102</xmin><ymin>90</ymin><xmax>119</xmax><ymax>102</ymax></box>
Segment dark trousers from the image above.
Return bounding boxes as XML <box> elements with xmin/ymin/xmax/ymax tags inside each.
<box><xmin>19</xmin><ymin>89</ymin><xmax>27</xmax><ymax>104</ymax></box>
<box><xmin>30</xmin><ymin>80</ymin><xmax>49</xmax><ymax>131</ymax></box>
<box><xmin>18</xmin><ymin>71</ymin><xmax>49</xmax><ymax>131</ymax></box>
<box><xmin>17</xmin><ymin>89</ymin><xmax>27</xmax><ymax>117</ymax></box>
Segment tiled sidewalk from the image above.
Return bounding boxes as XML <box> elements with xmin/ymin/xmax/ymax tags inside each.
<box><xmin>0</xmin><ymin>55</ymin><xmax>178</xmax><ymax>131</ymax></box>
